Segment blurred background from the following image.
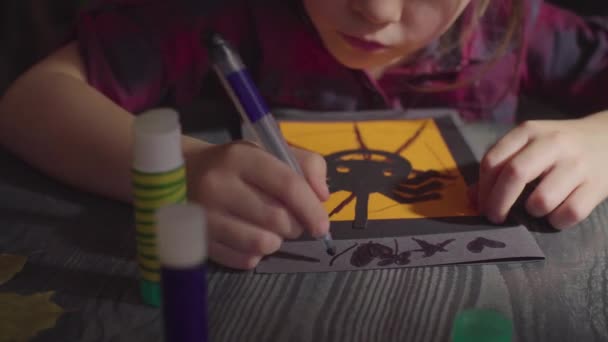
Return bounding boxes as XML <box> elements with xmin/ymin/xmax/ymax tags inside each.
<box><xmin>1</xmin><ymin>0</ymin><xmax>607</xmax><ymax>96</ymax></box>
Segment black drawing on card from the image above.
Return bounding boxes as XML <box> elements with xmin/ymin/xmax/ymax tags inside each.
<box><xmin>411</xmin><ymin>238</ymin><xmax>455</xmax><ymax>258</ymax></box>
<box><xmin>264</xmin><ymin>251</ymin><xmax>321</xmax><ymax>263</ymax></box>
<box><xmin>349</xmin><ymin>239</ymin><xmax>412</xmax><ymax>267</ymax></box>
<box><xmin>374</xmin><ymin>239</ymin><xmax>412</xmax><ymax>267</ymax></box>
<box><xmin>350</xmin><ymin>241</ymin><xmax>393</xmax><ymax>267</ymax></box>
<box><xmin>466</xmin><ymin>237</ymin><xmax>507</xmax><ymax>254</ymax></box>
<box><xmin>289</xmin><ymin>121</ymin><xmax>455</xmax><ymax>229</ymax></box>
<box><xmin>330</xmin><ymin>238</ymin><xmax>453</xmax><ymax>268</ymax></box>
<box><xmin>329</xmin><ymin>243</ymin><xmax>358</xmax><ymax>266</ymax></box>
<box><xmin>267</xmin><ymin>236</ymin><xmax>506</xmax><ymax>268</ymax></box>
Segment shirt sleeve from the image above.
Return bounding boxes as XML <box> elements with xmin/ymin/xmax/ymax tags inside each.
<box><xmin>521</xmin><ymin>3</ymin><xmax>608</xmax><ymax>116</ymax></box>
<box><xmin>75</xmin><ymin>0</ymin><xmax>253</xmax><ymax>113</ymax></box>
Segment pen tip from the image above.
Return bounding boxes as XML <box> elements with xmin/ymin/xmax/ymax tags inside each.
<box><xmin>326</xmin><ymin>247</ymin><xmax>336</xmax><ymax>256</ymax></box>
<box><xmin>205</xmin><ymin>31</ymin><xmax>224</xmax><ymax>49</ymax></box>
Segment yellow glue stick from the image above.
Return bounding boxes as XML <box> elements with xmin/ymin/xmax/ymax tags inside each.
<box><xmin>132</xmin><ymin>108</ymin><xmax>186</xmax><ymax>306</ymax></box>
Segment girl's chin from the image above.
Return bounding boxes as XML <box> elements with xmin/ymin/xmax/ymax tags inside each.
<box><xmin>331</xmin><ymin>52</ymin><xmax>403</xmax><ymax>71</ymax></box>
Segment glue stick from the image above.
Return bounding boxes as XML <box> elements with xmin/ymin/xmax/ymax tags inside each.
<box><xmin>157</xmin><ymin>203</ymin><xmax>208</xmax><ymax>342</ymax></box>
<box><xmin>132</xmin><ymin>108</ymin><xmax>187</xmax><ymax>307</ymax></box>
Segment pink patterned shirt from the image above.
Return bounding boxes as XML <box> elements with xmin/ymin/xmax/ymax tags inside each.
<box><xmin>76</xmin><ymin>0</ymin><xmax>608</xmax><ymax>123</ymax></box>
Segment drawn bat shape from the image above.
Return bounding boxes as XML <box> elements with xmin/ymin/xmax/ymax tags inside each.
<box><xmin>467</xmin><ymin>237</ymin><xmax>507</xmax><ymax>254</ymax></box>
<box><xmin>350</xmin><ymin>241</ymin><xmax>392</xmax><ymax>267</ymax></box>
<box><xmin>350</xmin><ymin>239</ymin><xmax>412</xmax><ymax>267</ymax></box>
<box><xmin>412</xmin><ymin>238</ymin><xmax>455</xmax><ymax>258</ymax></box>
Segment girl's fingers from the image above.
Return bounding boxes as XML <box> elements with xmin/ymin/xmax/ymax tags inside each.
<box><xmin>242</xmin><ymin>155</ymin><xmax>330</xmax><ymax>238</ymax></box>
<box><xmin>479</xmin><ymin>123</ymin><xmax>533</xmax><ymax>213</ymax></box>
<box><xmin>202</xmin><ymin>175</ymin><xmax>300</xmax><ymax>239</ymax></box>
<box><xmin>208</xmin><ymin>241</ymin><xmax>262</xmax><ymax>270</ymax></box>
<box><xmin>525</xmin><ymin>161</ymin><xmax>585</xmax><ymax>217</ymax></box>
<box><xmin>207</xmin><ymin>211</ymin><xmax>283</xmax><ymax>256</ymax></box>
<box><xmin>549</xmin><ymin>182</ymin><xmax>598</xmax><ymax>230</ymax></box>
<box><xmin>485</xmin><ymin>136</ymin><xmax>558</xmax><ymax>223</ymax></box>
<box><xmin>291</xmin><ymin>147</ymin><xmax>330</xmax><ymax>201</ymax></box>
<box><xmin>248</xmin><ymin>187</ymin><xmax>305</xmax><ymax>239</ymax></box>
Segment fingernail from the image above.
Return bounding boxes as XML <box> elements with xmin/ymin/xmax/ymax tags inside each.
<box><xmin>551</xmin><ymin>221</ymin><xmax>570</xmax><ymax>230</ymax></box>
<box><xmin>322</xmin><ymin>181</ymin><xmax>330</xmax><ymax>199</ymax></box>
<box><xmin>487</xmin><ymin>213</ymin><xmax>503</xmax><ymax>224</ymax></box>
<box><xmin>316</xmin><ymin>218</ymin><xmax>330</xmax><ymax>237</ymax></box>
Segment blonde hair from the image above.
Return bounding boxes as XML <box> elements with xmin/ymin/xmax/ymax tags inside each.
<box><xmin>408</xmin><ymin>0</ymin><xmax>525</xmax><ymax>93</ymax></box>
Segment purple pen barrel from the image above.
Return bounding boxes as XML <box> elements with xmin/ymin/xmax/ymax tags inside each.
<box><xmin>207</xmin><ymin>32</ymin><xmax>336</xmax><ymax>255</ymax></box>
<box><xmin>207</xmin><ymin>34</ymin><xmax>302</xmax><ymax>170</ymax></box>
<box><xmin>156</xmin><ymin>204</ymin><xmax>208</xmax><ymax>342</ymax></box>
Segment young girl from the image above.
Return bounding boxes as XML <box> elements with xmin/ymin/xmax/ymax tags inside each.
<box><xmin>1</xmin><ymin>0</ymin><xmax>607</xmax><ymax>269</ymax></box>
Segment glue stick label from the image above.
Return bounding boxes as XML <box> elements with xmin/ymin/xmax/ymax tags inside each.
<box><xmin>132</xmin><ymin>166</ymin><xmax>187</xmax><ymax>283</ymax></box>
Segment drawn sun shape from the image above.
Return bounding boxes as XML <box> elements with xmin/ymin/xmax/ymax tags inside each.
<box><xmin>282</xmin><ymin>119</ymin><xmax>477</xmax><ymax>228</ymax></box>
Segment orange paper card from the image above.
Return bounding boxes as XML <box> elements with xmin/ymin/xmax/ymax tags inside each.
<box><xmin>280</xmin><ymin>119</ymin><xmax>478</xmax><ymax>226</ymax></box>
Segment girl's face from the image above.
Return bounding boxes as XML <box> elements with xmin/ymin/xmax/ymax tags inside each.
<box><xmin>303</xmin><ymin>0</ymin><xmax>471</xmax><ymax>72</ymax></box>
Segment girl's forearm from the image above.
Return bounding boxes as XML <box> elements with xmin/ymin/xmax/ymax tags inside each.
<box><xmin>0</xmin><ymin>43</ymin><xmax>209</xmax><ymax>203</ymax></box>
<box><xmin>0</xmin><ymin>69</ymin><xmax>131</xmax><ymax>201</ymax></box>
<box><xmin>583</xmin><ymin>110</ymin><xmax>608</xmax><ymax>124</ymax></box>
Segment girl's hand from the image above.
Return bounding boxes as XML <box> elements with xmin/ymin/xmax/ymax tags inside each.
<box><xmin>186</xmin><ymin>141</ymin><xmax>330</xmax><ymax>270</ymax></box>
<box><xmin>477</xmin><ymin>116</ymin><xmax>608</xmax><ymax>229</ymax></box>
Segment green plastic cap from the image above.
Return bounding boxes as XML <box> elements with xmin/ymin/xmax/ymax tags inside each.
<box><xmin>452</xmin><ymin>309</ymin><xmax>513</xmax><ymax>342</ymax></box>
<box><xmin>140</xmin><ymin>280</ymin><xmax>162</xmax><ymax>307</ymax></box>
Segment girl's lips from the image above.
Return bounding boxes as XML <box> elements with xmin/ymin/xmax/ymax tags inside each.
<box><xmin>340</xmin><ymin>33</ymin><xmax>388</xmax><ymax>52</ymax></box>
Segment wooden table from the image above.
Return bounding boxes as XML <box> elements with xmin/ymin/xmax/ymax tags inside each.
<box><xmin>1</xmin><ymin>122</ymin><xmax>607</xmax><ymax>342</ymax></box>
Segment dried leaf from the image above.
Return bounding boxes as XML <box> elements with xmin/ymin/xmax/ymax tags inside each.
<box><xmin>0</xmin><ymin>291</ymin><xmax>64</xmax><ymax>341</ymax></box>
<box><xmin>0</xmin><ymin>254</ymin><xmax>27</xmax><ymax>286</ymax></box>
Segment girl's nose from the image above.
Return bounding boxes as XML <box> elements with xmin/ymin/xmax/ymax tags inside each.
<box><xmin>351</xmin><ymin>0</ymin><xmax>403</xmax><ymax>25</ymax></box>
